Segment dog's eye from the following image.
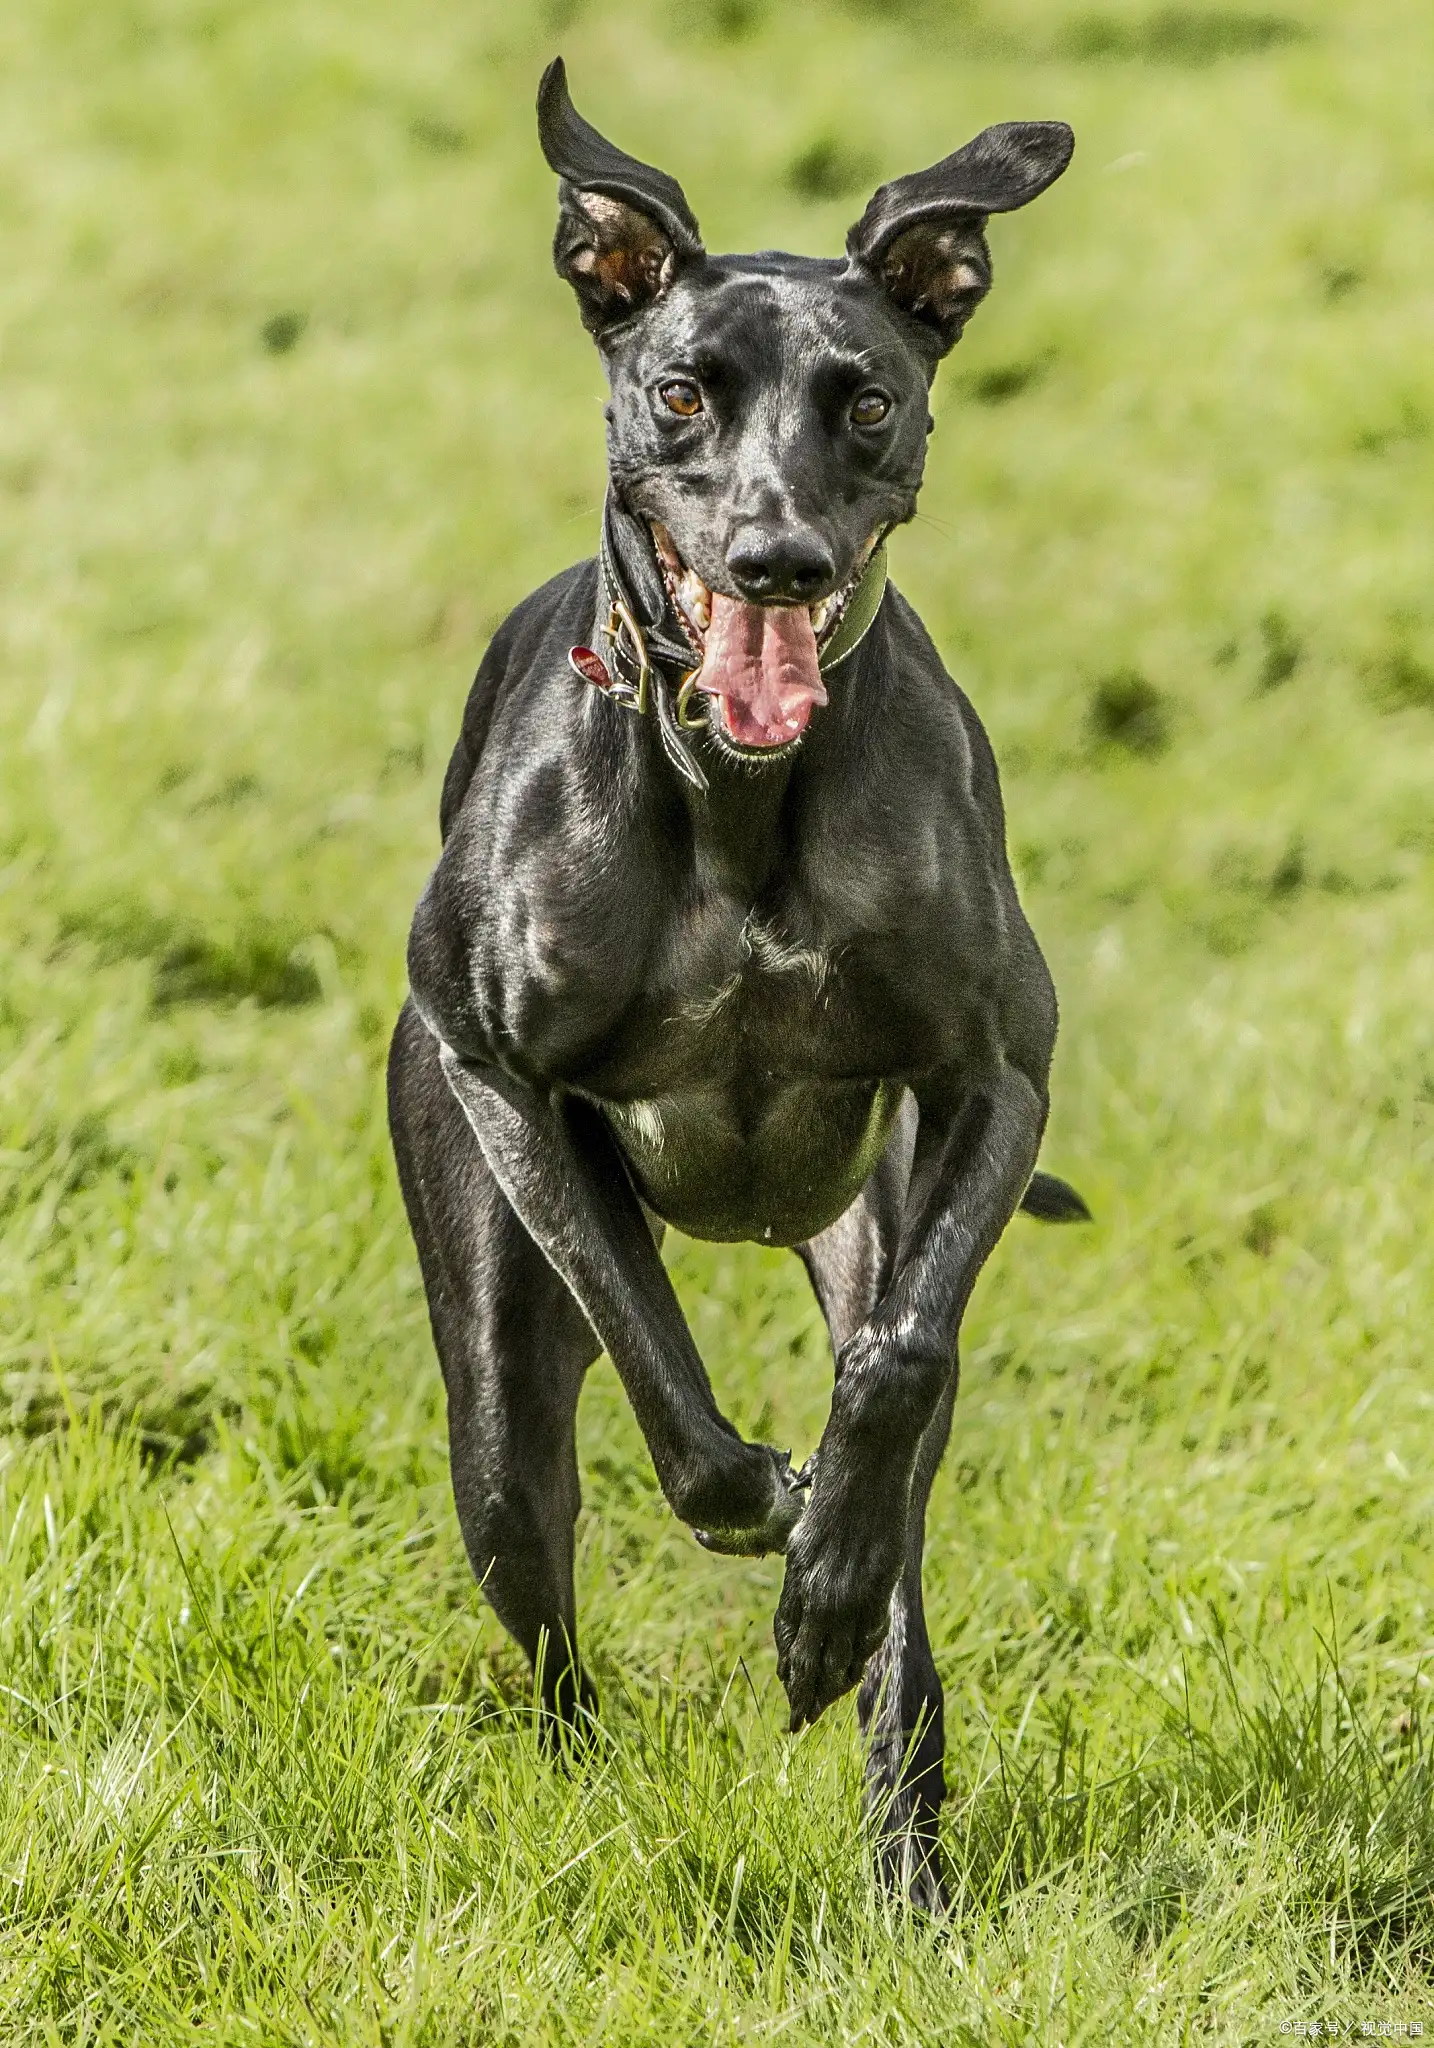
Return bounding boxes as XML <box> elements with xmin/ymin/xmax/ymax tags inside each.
<box><xmin>850</xmin><ymin>389</ymin><xmax>891</xmax><ymax>427</ymax></box>
<box><xmin>659</xmin><ymin>380</ymin><xmax>703</xmax><ymax>418</ymax></box>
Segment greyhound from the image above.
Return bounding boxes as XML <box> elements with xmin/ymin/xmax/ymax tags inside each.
<box><xmin>388</xmin><ymin>58</ymin><xmax>1083</xmax><ymax>1911</ymax></box>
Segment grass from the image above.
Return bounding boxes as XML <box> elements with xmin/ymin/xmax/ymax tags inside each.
<box><xmin>2</xmin><ymin>0</ymin><xmax>1433</xmax><ymax>2036</ymax></box>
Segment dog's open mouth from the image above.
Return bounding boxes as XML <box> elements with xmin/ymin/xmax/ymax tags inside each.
<box><xmin>651</xmin><ymin>523</ymin><xmax>876</xmax><ymax>751</ymax></box>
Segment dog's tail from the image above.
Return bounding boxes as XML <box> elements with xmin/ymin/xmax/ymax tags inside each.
<box><xmin>1020</xmin><ymin>1170</ymin><xmax>1092</xmax><ymax>1223</ymax></box>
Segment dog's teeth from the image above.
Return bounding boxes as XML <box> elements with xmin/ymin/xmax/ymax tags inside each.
<box><xmin>679</xmin><ymin>569</ymin><xmax>711</xmax><ymax>633</ymax></box>
<box><xmin>810</xmin><ymin>597</ymin><xmax>832</xmax><ymax>634</ymax></box>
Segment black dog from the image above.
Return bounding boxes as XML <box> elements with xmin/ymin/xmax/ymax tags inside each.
<box><xmin>388</xmin><ymin>59</ymin><xmax>1082</xmax><ymax>1910</ymax></box>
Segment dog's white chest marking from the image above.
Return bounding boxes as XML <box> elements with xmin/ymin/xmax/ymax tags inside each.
<box><xmin>739</xmin><ymin>912</ymin><xmax>829</xmax><ymax>990</ymax></box>
<box><xmin>674</xmin><ymin>911</ymin><xmax>829</xmax><ymax>1027</ymax></box>
<box><xmin>609</xmin><ymin>1096</ymin><xmax>666</xmax><ymax>1151</ymax></box>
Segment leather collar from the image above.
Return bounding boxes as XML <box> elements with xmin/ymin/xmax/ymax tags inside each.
<box><xmin>582</xmin><ymin>494</ymin><xmax>890</xmax><ymax>790</ymax></box>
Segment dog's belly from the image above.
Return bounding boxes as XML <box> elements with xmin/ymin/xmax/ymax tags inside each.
<box><xmin>602</xmin><ymin>1075</ymin><xmax>904</xmax><ymax>1245</ymax></box>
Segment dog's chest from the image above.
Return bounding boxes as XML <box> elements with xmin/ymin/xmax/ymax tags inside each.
<box><xmin>578</xmin><ymin>877</ymin><xmax>946</xmax><ymax>1245</ymax></box>
<box><xmin>669</xmin><ymin>902</ymin><xmax>833</xmax><ymax>1031</ymax></box>
<box><xmin>644</xmin><ymin>873</ymin><xmax>908</xmax><ymax>1069</ymax></box>
<box><xmin>573</xmin><ymin>823</ymin><xmax>963</xmax><ymax>1098</ymax></box>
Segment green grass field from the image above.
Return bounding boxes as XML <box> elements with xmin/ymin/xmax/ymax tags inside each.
<box><xmin>2</xmin><ymin>0</ymin><xmax>1433</xmax><ymax>2036</ymax></box>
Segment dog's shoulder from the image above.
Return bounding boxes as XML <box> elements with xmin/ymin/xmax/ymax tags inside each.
<box><xmin>877</xmin><ymin>584</ymin><xmax>1009</xmax><ymax>834</ymax></box>
<box><xmin>438</xmin><ymin>559</ymin><xmax>599</xmax><ymax>841</ymax></box>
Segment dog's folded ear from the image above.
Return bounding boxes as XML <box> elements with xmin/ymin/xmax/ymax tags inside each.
<box><xmin>846</xmin><ymin>121</ymin><xmax>1073</xmax><ymax>353</ymax></box>
<box><xmin>538</xmin><ymin>59</ymin><xmax>704</xmax><ymax>338</ymax></box>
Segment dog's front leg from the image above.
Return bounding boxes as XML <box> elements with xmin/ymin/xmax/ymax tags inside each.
<box><xmin>436</xmin><ymin>1045</ymin><xmax>806</xmax><ymax>1553</ymax></box>
<box><xmin>775</xmin><ymin>1063</ymin><xmax>1046</xmax><ymax>1730</ymax></box>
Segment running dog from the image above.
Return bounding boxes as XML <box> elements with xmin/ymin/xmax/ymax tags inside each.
<box><xmin>388</xmin><ymin>59</ymin><xmax>1080</xmax><ymax>1910</ymax></box>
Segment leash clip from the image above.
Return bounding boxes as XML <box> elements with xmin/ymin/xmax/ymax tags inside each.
<box><xmin>603</xmin><ymin>597</ymin><xmax>652</xmax><ymax>717</ymax></box>
<box><xmin>674</xmin><ymin>671</ymin><xmax>708</xmax><ymax>730</ymax></box>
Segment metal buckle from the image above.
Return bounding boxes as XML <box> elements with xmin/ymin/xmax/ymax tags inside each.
<box><xmin>675</xmin><ymin>671</ymin><xmax>707</xmax><ymax>729</ymax></box>
<box><xmin>604</xmin><ymin>598</ymin><xmax>651</xmax><ymax>717</ymax></box>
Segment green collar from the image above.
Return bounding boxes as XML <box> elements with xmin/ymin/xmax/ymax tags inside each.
<box><xmin>818</xmin><ymin>543</ymin><xmax>889</xmax><ymax>672</ymax></box>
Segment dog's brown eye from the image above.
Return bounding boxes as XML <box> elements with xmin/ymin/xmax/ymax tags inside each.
<box><xmin>660</xmin><ymin>380</ymin><xmax>703</xmax><ymax>418</ymax></box>
<box><xmin>850</xmin><ymin>389</ymin><xmax>891</xmax><ymax>427</ymax></box>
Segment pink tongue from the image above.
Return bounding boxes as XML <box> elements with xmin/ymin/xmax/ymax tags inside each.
<box><xmin>696</xmin><ymin>594</ymin><xmax>827</xmax><ymax>748</ymax></box>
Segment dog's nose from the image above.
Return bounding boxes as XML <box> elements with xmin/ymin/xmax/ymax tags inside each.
<box><xmin>726</xmin><ymin>527</ymin><xmax>836</xmax><ymax>604</ymax></box>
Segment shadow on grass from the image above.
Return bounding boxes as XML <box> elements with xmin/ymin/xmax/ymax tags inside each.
<box><xmin>58</xmin><ymin>899</ymin><xmax>323</xmax><ymax>1009</ymax></box>
<box><xmin>1060</xmin><ymin>9</ymin><xmax>1308</xmax><ymax>63</ymax></box>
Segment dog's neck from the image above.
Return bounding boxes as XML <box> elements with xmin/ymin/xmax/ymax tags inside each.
<box><xmin>587</xmin><ymin>495</ymin><xmax>789</xmax><ymax>890</ymax></box>
<box><xmin>684</xmin><ymin>743</ymin><xmax>798</xmax><ymax>899</ymax></box>
<box><xmin>600</xmin><ymin>495</ymin><xmax>808</xmax><ymax>895</ymax></box>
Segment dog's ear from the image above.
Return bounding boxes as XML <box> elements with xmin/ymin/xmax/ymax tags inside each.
<box><xmin>846</xmin><ymin>121</ymin><xmax>1073</xmax><ymax>353</ymax></box>
<box><xmin>538</xmin><ymin>58</ymin><xmax>704</xmax><ymax>338</ymax></box>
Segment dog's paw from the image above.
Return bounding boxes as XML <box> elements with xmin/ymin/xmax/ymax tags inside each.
<box><xmin>692</xmin><ymin>1446</ymin><xmax>810</xmax><ymax>1557</ymax></box>
<box><xmin>774</xmin><ymin>1485</ymin><xmax>905</xmax><ymax>1730</ymax></box>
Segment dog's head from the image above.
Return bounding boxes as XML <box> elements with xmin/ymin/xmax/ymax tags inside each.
<box><xmin>539</xmin><ymin>59</ymin><xmax>1072</xmax><ymax>756</ymax></box>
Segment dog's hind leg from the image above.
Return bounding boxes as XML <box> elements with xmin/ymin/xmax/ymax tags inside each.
<box><xmin>854</xmin><ymin>1378</ymin><xmax>957</xmax><ymax>1915</ymax></box>
<box><xmin>797</xmin><ymin>1097</ymin><xmax>952</xmax><ymax>1912</ymax></box>
<box><xmin>388</xmin><ymin>1000</ymin><xmax>600</xmax><ymax>1733</ymax></box>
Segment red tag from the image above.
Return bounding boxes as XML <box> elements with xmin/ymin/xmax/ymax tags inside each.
<box><xmin>568</xmin><ymin>645</ymin><xmax>612</xmax><ymax>690</ymax></box>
